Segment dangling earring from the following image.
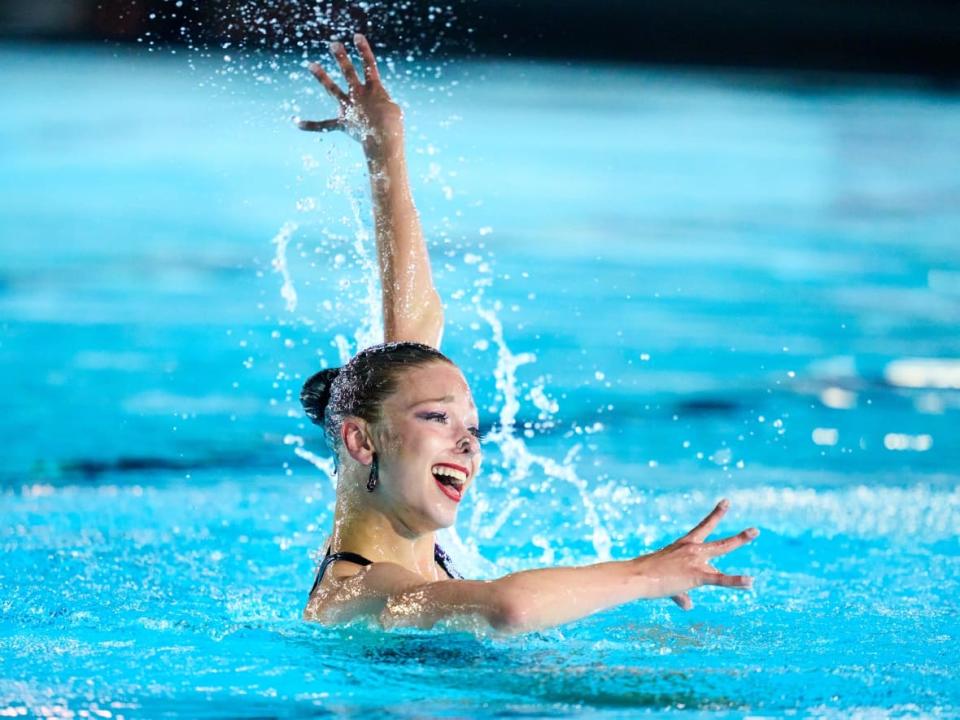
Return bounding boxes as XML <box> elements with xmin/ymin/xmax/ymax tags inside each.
<box><xmin>366</xmin><ymin>452</ymin><xmax>379</xmax><ymax>492</ymax></box>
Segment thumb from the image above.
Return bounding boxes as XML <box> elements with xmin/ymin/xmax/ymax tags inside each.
<box><xmin>672</xmin><ymin>593</ymin><xmax>693</xmax><ymax>610</ymax></box>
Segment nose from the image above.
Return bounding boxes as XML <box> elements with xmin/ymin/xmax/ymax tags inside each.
<box><xmin>457</xmin><ymin>432</ymin><xmax>479</xmax><ymax>455</ymax></box>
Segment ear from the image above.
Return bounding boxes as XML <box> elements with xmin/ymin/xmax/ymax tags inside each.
<box><xmin>341</xmin><ymin>417</ymin><xmax>376</xmax><ymax>466</ymax></box>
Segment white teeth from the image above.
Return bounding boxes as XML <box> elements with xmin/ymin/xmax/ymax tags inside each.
<box><xmin>431</xmin><ymin>465</ymin><xmax>467</xmax><ymax>485</ymax></box>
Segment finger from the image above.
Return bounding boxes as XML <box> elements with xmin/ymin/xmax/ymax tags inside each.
<box><xmin>329</xmin><ymin>40</ymin><xmax>362</xmax><ymax>92</ymax></box>
<box><xmin>296</xmin><ymin>118</ymin><xmax>343</xmax><ymax>133</ymax></box>
<box><xmin>706</xmin><ymin>527</ymin><xmax>759</xmax><ymax>557</ymax></box>
<box><xmin>703</xmin><ymin>572</ymin><xmax>753</xmax><ymax>588</ymax></box>
<box><xmin>307</xmin><ymin>62</ymin><xmax>349</xmax><ymax>104</ymax></box>
<box><xmin>353</xmin><ymin>33</ymin><xmax>381</xmax><ymax>85</ymax></box>
<box><xmin>672</xmin><ymin>593</ymin><xmax>693</xmax><ymax>610</ymax></box>
<box><xmin>686</xmin><ymin>499</ymin><xmax>729</xmax><ymax>543</ymax></box>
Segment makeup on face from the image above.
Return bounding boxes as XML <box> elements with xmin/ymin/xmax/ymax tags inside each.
<box><xmin>413</xmin><ymin>404</ymin><xmax>478</xmax><ymax>505</ymax></box>
<box><xmin>430</xmin><ymin>461</ymin><xmax>469</xmax><ymax>502</ymax></box>
<box><xmin>380</xmin><ymin>362</ymin><xmax>482</xmax><ymax>522</ymax></box>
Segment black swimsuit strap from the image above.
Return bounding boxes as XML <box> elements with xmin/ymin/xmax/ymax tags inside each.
<box><xmin>434</xmin><ymin>544</ymin><xmax>463</xmax><ymax>580</ymax></box>
<box><xmin>309</xmin><ymin>547</ymin><xmax>372</xmax><ymax>596</ymax></box>
<box><xmin>310</xmin><ymin>543</ymin><xmax>461</xmax><ymax>595</ymax></box>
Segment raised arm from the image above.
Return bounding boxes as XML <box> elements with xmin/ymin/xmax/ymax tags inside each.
<box><xmin>298</xmin><ymin>34</ymin><xmax>444</xmax><ymax>348</ymax></box>
<box><xmin>305</xmin><ymin>500</ymin><xmax>758</xmax><ymax>634</ymax></box>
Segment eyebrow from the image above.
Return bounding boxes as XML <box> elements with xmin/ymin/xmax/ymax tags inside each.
<box><xmin>408</xmin><ymin>395</ymin><xmax>478</xmax><ymax>416</ymax></box>
<box><xmin>407</xmin><ymin>395</ymin><xmax>456</xmax><ymax>409</ymax></box>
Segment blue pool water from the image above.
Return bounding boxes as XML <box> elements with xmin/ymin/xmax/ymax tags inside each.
<box><xmin>2</xmin><ymin>42</ymin><xmax>959</xmax><ymax>717</ymax></box>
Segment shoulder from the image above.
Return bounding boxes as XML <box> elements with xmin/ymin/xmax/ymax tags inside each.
<box><xmin>307</xmin><ymin>556</ymin><xmax>371</xmax><ymax>607</ymax></box>
<box><xmin>303</xmin><ymin>560</ymin><xmax>427</xmax><ymax>623</ymax></box>
<box><xmin>323</xmin><ymin>559</ymin><xmax>425</xmax><ymax>591</ymax></box>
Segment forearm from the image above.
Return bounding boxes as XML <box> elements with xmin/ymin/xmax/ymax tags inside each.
<box><xmin>382</xmin><ymin>559</ymin><xmax>647</xmax><ymax>634</ymax></box>
<box><xmin>365</xmin><ymin>137</ymin><xmax>442</xmax><ymax>343</ymax></box>
<box><xmin>492</xmin><ymin>559</ymin><xmax>646</xmax><ymax>633</ymax></box>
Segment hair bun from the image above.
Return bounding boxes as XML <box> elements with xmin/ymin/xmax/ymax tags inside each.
<box><xmin>300</xmin><ymin>367</ymin><xmax>341</xmax><ymax>425</ymax></box>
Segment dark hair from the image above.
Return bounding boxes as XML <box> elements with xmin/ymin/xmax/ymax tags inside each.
<box><xmin>301</xmin><ymin>341</ymin><xmax>454</xmax><ymax>452</ymax></box>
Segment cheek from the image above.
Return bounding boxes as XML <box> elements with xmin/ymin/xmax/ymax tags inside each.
<box><xmin>375</xmin><ymin>422</ymin><xmax>405</xmax><ymax>455</ymax></box>
<box><xmin>389</xmin><ymin>422</ymin><xmax>438</xmax><ymax>460</ymax></box>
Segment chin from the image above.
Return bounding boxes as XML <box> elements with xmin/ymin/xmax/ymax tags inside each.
<box><xmin>423</xmin><ymin>502</ymin><xmax>458</xmax><ymax>532</ymax></box>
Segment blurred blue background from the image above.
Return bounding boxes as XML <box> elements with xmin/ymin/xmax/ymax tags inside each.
<box><xmin>1</xmin><ymin>2</ymin><xmax>959</xmax><ymax>718</ymax></box>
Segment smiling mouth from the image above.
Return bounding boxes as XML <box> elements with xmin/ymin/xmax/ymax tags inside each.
<box><xmin>432</xmin><ymin>464</ymin><xmax>467</xmax><ymax>502</ymax></box>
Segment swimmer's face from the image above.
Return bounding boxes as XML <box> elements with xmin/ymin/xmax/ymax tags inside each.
<box><xmin>372</xmin><ymin>360</ymin><xmax>482</xmax><ymax>532</ymax></box>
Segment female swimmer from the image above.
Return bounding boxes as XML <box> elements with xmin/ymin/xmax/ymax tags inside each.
<box><xmin>296</xmin><ymin>34</ymin><xmax>758</xmax><ymax>634</ymax></box>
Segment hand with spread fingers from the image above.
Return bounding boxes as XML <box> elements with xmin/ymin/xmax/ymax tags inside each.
<box><xmin>633</xmin><ymin>499</ymin><xmax>758</xmax><ymax>610</ymax></box>
<box><xmin>297</xmin><ymin>33</ymin><xmax>402</xmax><ymax>156</ymax></box>
<box><xmin>295</xmin><ymin>36</ymin><xmax>762</xmax><ymax>635</ymax></box>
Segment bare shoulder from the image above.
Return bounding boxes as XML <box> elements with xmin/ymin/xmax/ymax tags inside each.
<box><xmin>303</xmin><ymin>559</ymin><xmax>368</xmax><ymax>621</ymax></box>
<box><xmin>303</xmin><ymin>560</ymin><xmax>428</xmax><ymax>623</ymax></box>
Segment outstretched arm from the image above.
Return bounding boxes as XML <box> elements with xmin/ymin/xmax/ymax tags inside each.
<box><xmin>298</xmin><ymin>34</ymin><xmax>443</xmax><ymax>348</ymax></box>
<box><xmin>304</xmin><ymin>500</ymin><xmax>758</xmax><ymax>634</ymax></box>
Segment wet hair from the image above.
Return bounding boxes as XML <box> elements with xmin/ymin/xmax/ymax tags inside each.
<box><xmin>301</xmin><ymin>341</ymin><xmax>454</xmax><ymax>454</ymax></box>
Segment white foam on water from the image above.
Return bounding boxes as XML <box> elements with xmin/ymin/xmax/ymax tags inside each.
<box><xmin>73</xmin><ymin>351</ymin><xmax>153</xmax><ymax>371</ymax></box>
<box><xmin>885</xmin><ymin>357</ymin><xmax>960</xmax><ymax>389</ymax></box>
<box><xmin>883</xmin><ymin>433</ymin><xmax>934</xmax><ymax>452</ymax></box>
<box><xmin>820</xmin><ymin>386</ymin><xmax>856</xmax><ymax>409</ymax></box>
<box><xmin>122</xmin><ymin>391</ymin><xmax>261</xmax><ymax>415</ymax></box>
<box><xmin>639</xmin><ymin>483</ymin><xmax>960</xmax><ymax>543</ymax></box>
<box><xmin>805</xmin><ymin>704</ymin><xmax>940</xmax><ymax>720</ymax></box>
<box><xmin>812</xmin><ymin>427</ymin><xmax>839</xmax><ymax>446</ymax></box>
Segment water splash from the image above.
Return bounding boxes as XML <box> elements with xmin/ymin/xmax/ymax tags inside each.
<box><xmin>476</xmin><ymin>305</ymin><xmax>613</xmax><ymax>561</ymax></box>
<box><xmin>270</xmin><ymin>221</ymin><xmax>299</xmax><ymax>312</ymax></box>
<box><xmin>344</xmin><ymin>188</ymin><xmax>383</xmax><ymax>352</ymax></box>
<box><xmin>284</xmin><ymin>434</ymin><xmax>336</xmax><ymax>490</ymax></box>
<box><xmin>241</xmin><ymin>1</ymin><xmax>617</xmax><ymax>566</ymax></box>
<box><xmin>301</xmin><ymin>174</ymin><xmax>383</xmax><ymax>362</ymax></box>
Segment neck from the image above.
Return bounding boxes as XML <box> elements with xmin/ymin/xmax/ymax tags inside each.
<box><xmin>329</xmin><ymin>480</ymin><xmax>440</xmax><ymax>580</ymax></box>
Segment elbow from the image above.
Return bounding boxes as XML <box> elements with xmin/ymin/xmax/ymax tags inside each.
<box><xmin>490</xmin><ymin>586</ymin><xmax>531</xmax><ymax>635</ymax></box>
<box><xmin>378</xmin><ymin>596</ymin><xmax>403</xmax><ymax>630</ymax></box>
<box><xmin>384</xmin><ymin>291</ymin><xmax>445</xmax><ymax>348</ymax></box>
<box><xmin>425</xmin><ymin>291</ymin><xmax>444</xmax><ymax>346</ymax></box>
<box><xmin>424</xmin><ymin>288</ymin><xmax>443</xmax><ymax>313</ymax></box>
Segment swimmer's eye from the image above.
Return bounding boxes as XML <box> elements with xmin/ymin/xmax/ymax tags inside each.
<box><xmin>419</xmin><ymin>411</ymin><xmax>448</xmax><ymax>423</ymax></box>
<box><xmin>419</xmin><ymin>412</ymin><xmax>484</xmax><ymax>442</ymax></box>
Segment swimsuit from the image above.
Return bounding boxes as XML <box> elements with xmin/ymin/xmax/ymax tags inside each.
<box><xmin>310</xmin><ymin>543</ymin><xmax>462</xmax><ymax>595</ymax></box>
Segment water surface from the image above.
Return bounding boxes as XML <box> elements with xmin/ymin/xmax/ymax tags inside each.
<box><xmin>1</xmin><ymin>43</ymin><xmax>959</xmax><ymax>718</ymax></box>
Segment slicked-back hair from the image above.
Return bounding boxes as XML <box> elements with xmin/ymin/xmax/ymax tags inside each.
<box><xmin>300</xmin><ymin>342</ymin><xmax>454</xmax><ymax>456</ymax></box>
